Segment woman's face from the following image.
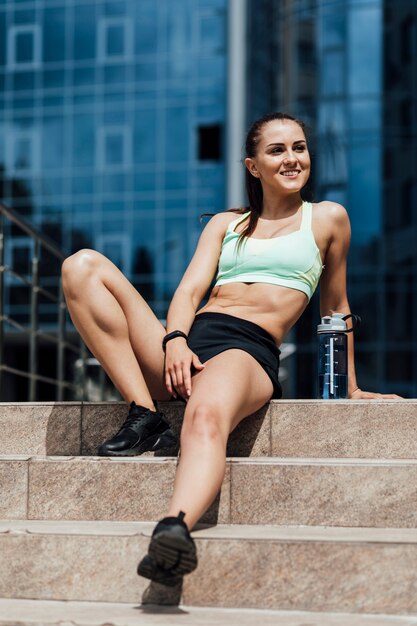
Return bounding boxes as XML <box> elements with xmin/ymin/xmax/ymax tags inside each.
<box><xmin>245</xmin><ymin>119</ymin><xmax>310</xmax><ymax>194</ymax></box>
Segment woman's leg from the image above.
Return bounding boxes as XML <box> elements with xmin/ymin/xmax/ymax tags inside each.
<box><xmin>167</xmin><ymin>349</ymin><xmax>274</xmax><ymax>530</ymax></box>
<box><xmin>61</xmin><ymin>249</ymin><xmax>170</xmax><ymax>408</ymax></box>
<box><xmin>137</xmin><ymin>348</ymin><xmax>273</xmax><ymax>583</ymax></box>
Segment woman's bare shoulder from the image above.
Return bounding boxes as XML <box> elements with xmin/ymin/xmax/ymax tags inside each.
<box><xmin>313</xmin><ymin>200</ymin><xmax>349</xmax><ymax>224</ymax></box>
<box><xmin>203</xmin><ymin>209</ymin><xmax>249</xmax><ymax>233</ymax></box>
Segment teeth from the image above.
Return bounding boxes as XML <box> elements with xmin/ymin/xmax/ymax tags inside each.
<box><xmin>282</xmin><ymin>171</ymin><xmax>298</xmax><ymax>176</ymax></box>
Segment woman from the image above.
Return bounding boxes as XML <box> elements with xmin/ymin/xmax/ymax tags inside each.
<box><xmin>62</xmin><ymin>112</ymin><xmax>399</xmax><ymax>587</ymax></box>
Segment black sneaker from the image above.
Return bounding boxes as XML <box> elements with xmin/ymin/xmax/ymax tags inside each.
<box><xmin>137</xmin><ymin>511</ymin><xmax>197</xmax><ymax>584</ymax></box>
<box><xmin>136</xmin><ymin>554</ymin><xmax>182</xmax><ymax>587</ymax></box>
<box><xmin>97</xmin><ymin>402</ymin><xmax>177</xmax><ymax>456</ymax></box>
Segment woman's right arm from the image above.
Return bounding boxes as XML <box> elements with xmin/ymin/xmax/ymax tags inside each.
<box><xmin>164</xmin><ymin>212</ymin><xmax>232</xmax><ymax>399</ymax></box>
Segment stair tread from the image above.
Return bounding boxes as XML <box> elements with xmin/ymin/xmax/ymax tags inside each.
<box><xmin>1</xmin><ymin>599</ymin><xmax>417</xmax><ymax>626</ymax></box>
<box><xmin>2</xmin><ymin>519</ymin><xmax>417</xmax><ymax>543</ymax></box>
<box><xmin>3</xmin><ymin>454</ymin><xmax>417</xmax><ymax>465</ymax></box>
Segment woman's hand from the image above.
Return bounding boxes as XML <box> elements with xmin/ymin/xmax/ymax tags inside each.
<box><xmin>164</xmin><ymin>338</ymin><xmax>205</xmax><ymax>400</ymax></box>
<box><xmin>349</xmin><ymin>388</ymin><xmax>403</xmax><ymax>400</ymax></box>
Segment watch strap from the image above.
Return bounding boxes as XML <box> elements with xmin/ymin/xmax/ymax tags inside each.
<box><xmin>162</xmin><ymin>330</ymin><xmax>188</xmax><ymax>352</ymax></box>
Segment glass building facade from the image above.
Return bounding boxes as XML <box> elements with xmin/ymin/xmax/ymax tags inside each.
<box><xmin>0</xmin><ymin>0</ymin><xmax>228</xmax><ymax>399</ymax></box>
<box><xmin>0</xmin><ymin>0</ymin><xmax>227</xmax><ymax>321</ymax></box>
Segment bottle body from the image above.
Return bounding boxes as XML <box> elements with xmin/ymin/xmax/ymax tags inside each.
<box><xmin>318</xmin><ymin>331</ymin><xmax>348</xmax><ymax>399</ymax></box>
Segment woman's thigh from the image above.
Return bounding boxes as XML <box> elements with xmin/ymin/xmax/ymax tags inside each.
<box><xmin>99</xmin><ymin>257</ymin><xmax>172</xmax><ymax>399</ymax></box>
<box><xmin>184</xmin><ymin>349</ymin><xmax>274</xmax><ymax>438</ymax></box>
<box><xmin>67</xmin><ymin>249</ymin><xmax>170</xmax><ymax>400</ymax></box>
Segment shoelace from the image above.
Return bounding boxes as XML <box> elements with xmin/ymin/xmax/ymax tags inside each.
<box><xmin>118</xmin><ymin>406</ymin><xmax>154</xmax><ymax>432</ymax></box>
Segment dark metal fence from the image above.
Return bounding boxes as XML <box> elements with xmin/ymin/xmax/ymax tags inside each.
<box><xmin>0</xmin><ymin>202</ymin><xmax>87</xmax><ymax>401</ymax></box>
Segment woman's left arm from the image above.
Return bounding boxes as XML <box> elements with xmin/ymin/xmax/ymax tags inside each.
<box><xmin>319</xmin><ymin>203</ymin><xmax>401</xmax><ymax>400</ymax></box>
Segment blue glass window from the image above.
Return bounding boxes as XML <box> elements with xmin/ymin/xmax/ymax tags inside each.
<box><xmin>96</xmin><ymin>233</ymin><xmax>130</xmax><ymax>273</ymax></box>
<box><xmin>97</xmin><ymin>126</ymin><xmax>131</xmax><ymax>169</ymax></box>
<box><xmin>0</xmin><ymin>11</ymin><xmax>6</xmax><ymax>66</ymax></box>
<box><xmin>98</xmin><ymin>18</ymin><xmax>132</xmax><ymax>61</ymax></box>
<box><xmin>7</xmin><ymin>129</ymin><xmax>40</xmax><ymax>174</ymax></box>
<box><xmin>105</xmin><ymin>1</ymin><xmax>127</xmax><ymax>17</ymax></box>
<box><xmin>134</xmin><ymin>1</ymin><xmax>158</xmax><ymax>55</ymax></box>
<box><xmin>165</xmin><ymin>107</ymin><xmax>190</xmax><ymax>162</ymax></box>
<box><xmin>321</xmin><ymin>50</ymin><xmax>344</xmax><ymax>96</ymax></box>
<box><xmin>8</xmin><ymin>24</ymin><xmax>41</xmax><ymax>68</ymax></box>
<box><xmin>164</xmin><ymin>215</ymin><xmax>188</xmax><ymax>287</ymax></box>
<box><xmin>43</xmin><ymin>8</ymin><xmax>66</xmax><ymax>63</ymax></box>
<box><xmin>14</xmin><ymin>137</ymin><xmax>32</xmax><ymax>169</ymax></box>
<box><xmin>101</xmin><ymin>172</ymin><xmax>126</xmax><ymax>193</ymax></box>
<box><xmin>197</xmin><ymin>55</ymin><xmax>225</xmax><ymax>81</ymax></box>
<box><xmin>321</xmin><ymin>13</ymin><xmax>345</xmax><ymax>48</ymax></box>
<box><xmin>105</xmin><ymin>133</ymin><xmax>124</xmax><ymax>164</ymax></box>
<box><xmin>73</xmin><ymin>5</ymin><xmax>96</xmax><ymax>61</ymax></box>
<box><xmin>133</xmin><ymin>169</ymin><xmax>156</xmax><ymax>192</ymax></box>
<box><xmin>42</xmin><ymin>69</ymin><xmax>65</xmax><ymax>89</ymax></box>
<box><xmin>17</xmin><ymin>32</ymin><xmax>33</xmax><ymax>62</ymax></box>
<box><xmin>41</xmin><ymin>117</ymin><xmax>64</xmax><ymax>170</ymax></box>
<box><xmin>133</xmin><ymin>109</ymin><xmax>157</xmax><ymax>164</ymax></box>
<box><xmin>107</xmin><ymin>24</ymin><xmax>124</xmax><ymax>56</ymax></box>
<box><xmin>72</xmin><ymin>175</ymin><xmax>94</xmax><ymax>196</ymax></box>
<box><xmin>348</xmin><ymin>6</ymin><xmax>382</xmax><ymax>97</ymax></box>
<box><xmin>72</xmin><ymin>114</ymin><xmax>95</xmax><ymax>167</ymax></box>
<box><xmin>198</xmin><ymin>13</ymin><xmax>225</xmax><ymax>52</ymax></box>
<box><xmin>134</xmin><ymin>62</ymin><xmax>157</xmax><ymax>83</ymax></box>
<box><xmin>103</xmin><ymin>64</ymin><xmax>126</xmax><ymax>84</ymax></box>
<box><xmin>12</xmin><ymin>71</ymin><xmax>35</xmax><ymax>90</ymax></box>
<box><xmin>73</xmin><ymin>67</ymin><xmax>95</xmax><ymax>87</ymax></box>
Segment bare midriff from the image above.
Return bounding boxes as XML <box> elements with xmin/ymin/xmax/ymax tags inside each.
<box><xmin>196</xmin><ymin>282</ymin><xmax>309</xmax><ymax>346</ymax></box>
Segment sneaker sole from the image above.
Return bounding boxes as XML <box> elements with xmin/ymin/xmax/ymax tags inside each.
<box><xmin>137</xmin><ymin>555</ymin><xmax>182</xmax><ymax>587</ymax></box>
<box><xmin>97</xmin><ymin>429</ymin><xmax>177</xmax><ymax>457</ymax></box>
<box><xmin>148</xmin><ymin>529</ymin><xmax>198</xmax><ymax>576</ymax></box>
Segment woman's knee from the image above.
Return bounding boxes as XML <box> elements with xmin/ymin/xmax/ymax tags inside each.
<box><xmin>181</xmin><ymin>403</ymin><xmax>225</xmax><ymax>444</ymax></box>
<box><xmin>61</xmin><ymin>249</ymin><xmax>103</xmax><ymax>296</ymax></box>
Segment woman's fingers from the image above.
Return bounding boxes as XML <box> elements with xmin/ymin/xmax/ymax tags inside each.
<box><xmin>165</xmin><ymin>351</ymin><xmax>205</xmax><ymax>400</ymax></box>
<box><xmin>183</xmin><ymin>367</ymin><xmax>192</xmax><ymax>398</ymax></box>
<box><xmin>175</xmin><ymin>361</ymin><xmax>194</xmax><ymax>399</ymax></box>
<box><xmin>381</xmin><ymin>393</ymin><xmax>403</xmax><ymax>399</ymax></box>
<box><xmin>192</xmin><ymin>354</ymin><xmax>206</xmax><ymax>371</ymax></box>
<box><xmin>165</xmin><ymin>370</ymin><xmax>176</xmax><ymax>398</ymax></box>
<box><xmin>352</xmin><ymin>388</ymin><xmax>404</xmax><ymax>400</ymax></box>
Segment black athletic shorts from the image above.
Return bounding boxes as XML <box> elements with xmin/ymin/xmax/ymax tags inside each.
<box><xmin>187</xmin><ymin>311</ymin><xmax>282</xmax><ymax>399</ymax></box>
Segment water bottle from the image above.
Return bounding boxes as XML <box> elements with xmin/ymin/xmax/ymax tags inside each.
<box><xmin>317</xmin><ymin>313</ymin><xmax>360</xmax><ymax>400</ymax></box>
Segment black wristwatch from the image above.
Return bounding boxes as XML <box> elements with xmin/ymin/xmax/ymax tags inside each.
<box><xmin>162</xmin><ymin>330</ymin><xmax>188</xmax><ymax>352</ymax></box>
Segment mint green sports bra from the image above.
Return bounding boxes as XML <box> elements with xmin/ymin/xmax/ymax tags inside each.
<box><xmin>214</xmin><ymin>201</ymin><xmax>324</xmax><ymax>301</ymax></box>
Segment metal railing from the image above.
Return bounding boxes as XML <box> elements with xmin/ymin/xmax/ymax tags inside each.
<box><xmin>0</xmin><ymin>202</ymin><xmax>86</xmax><ymax>401</ymax></box>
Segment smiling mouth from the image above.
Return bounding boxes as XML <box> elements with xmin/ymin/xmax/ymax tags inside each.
<box><xmin>281</xmin><ymin>170</ymin><xmax>300</xmax><ymax>177</ymax></box>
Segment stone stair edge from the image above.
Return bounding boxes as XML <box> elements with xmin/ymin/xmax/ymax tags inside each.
<box><xmin>1</xmin><ymin>399</ymin><xmax>416</xmax><ymax>406</ymax></box>
<box><xmin>3</xmin><ymin>454</ymin><xmax>417</xmax><ymax>465</ymax></box>
<box><xmin>2</xmin><ymin>519</ymin><xmax>417</xmax><ymax>544</ymax></box>
<box><xmin>1</xmin><ymin>599</ymin><xmax>417</xmax><ymax>626</ymax></box>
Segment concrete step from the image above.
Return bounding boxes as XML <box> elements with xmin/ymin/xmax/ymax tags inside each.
<box><xmin>1</xmin><ymin>599</ymin><xmax>417</xmax><ymax>626</ymax></box>
<box><xmin>2</xmin><ymin>454</ymin><xmax>417</xmax><ymax>527</ymax></box>
<box><xmin>0</xmin><ymin>400</ymin><xmax>416</xmax><ymax>459</ymax></box>
<box><xmin>0</xmin><ymin>520</ymin><xmax>416</xmax><ymax>614</ymax></box>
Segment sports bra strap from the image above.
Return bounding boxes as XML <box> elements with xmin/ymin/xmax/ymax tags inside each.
<box><xmin>300</xmin><ymin>201</ymin><xmax>312</xmax><ymax>231</ymax></box>
<box><xmin>228</xmin><ymin>210</ymin><xmax>251</xmax><ymax>233</ymax></box>
<box><xmin>228</xmin><ymin>204</ymin><xmax>312</xmax><ymax>232</ymax></box>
